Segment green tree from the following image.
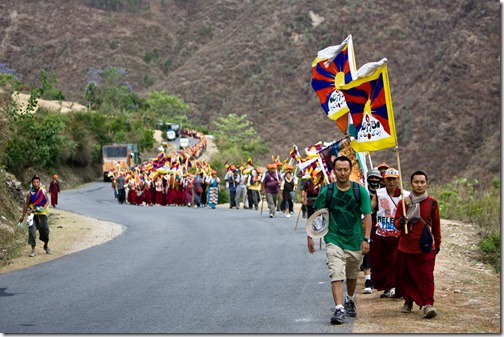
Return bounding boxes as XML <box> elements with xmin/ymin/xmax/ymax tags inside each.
<box><xmin>38</xmin><ymin>69</ymin><xmax>65</xmax><ymax>100</ymax></box>
<box><xmin>5</xmin><ymin>111</ymin><xmax>65</xmax><ymax>171</ymax></box>
<box><xmin>212</xmin><ymin>113</ymin><xmax>257</xmax><ymax>147</ymax></box>
<box><xmin>84</xmin><ymin>66</ymin><xmax>139</xmax><ymax>112</ymax></box>
<box><xmin>144</xmin><ymin>90</ymin><xmax>189</xmax><ymax>126</ymax></box>
<box><xmin>211</xmin><ymin>113</ymin><xmax>269</xmax><ymax>161</ymax></box>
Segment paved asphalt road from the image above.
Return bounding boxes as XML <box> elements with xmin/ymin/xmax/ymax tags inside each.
<box><xmin>0</xmin><ymin>181</ymin><xmax>355</xmax><ymax>333</ymax></box>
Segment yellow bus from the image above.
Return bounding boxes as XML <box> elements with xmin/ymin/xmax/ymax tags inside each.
<box><xmin>102</xmin><ymin>144</ymin><xmax>139</xmax><ymax>181</ymax></box>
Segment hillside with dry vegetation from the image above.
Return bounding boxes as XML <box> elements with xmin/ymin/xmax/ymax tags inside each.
<box><xmin>0</xmin><ymin>0</ymin><xmax>500</xmax><ymax>186</ymax></box>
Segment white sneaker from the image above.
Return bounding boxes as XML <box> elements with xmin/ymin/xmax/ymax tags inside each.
<box><xmin>286</xmin><ymin>213</ymin><xmax>291</xmax><ymax>218</ymax></box>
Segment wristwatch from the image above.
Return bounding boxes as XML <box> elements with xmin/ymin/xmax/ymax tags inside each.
<box><xmin>363</xmin><ymin>238</ymin><xmax>372</xmax><ymax>244</ymax></box>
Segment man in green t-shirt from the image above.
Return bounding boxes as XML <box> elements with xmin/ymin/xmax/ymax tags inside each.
<box><xmin>307</xmin><ymin>156</ymin><xmax>372</xmax><ymax>325</ymax></box>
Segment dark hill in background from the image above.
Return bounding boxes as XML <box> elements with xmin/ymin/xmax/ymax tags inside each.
<box><xmin>0</xmin><ymin>0</ymin><xmax>500</xmax><ymax>186</ymax></box>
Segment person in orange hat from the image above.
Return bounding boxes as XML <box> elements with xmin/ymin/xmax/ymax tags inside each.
<box><xmin>49</xmin><ymin>174</ymin><xmax>60</xmax><ymax>208</ymax></box>
<box><xmin>280</xmin><ymin>166</ymin><xmax>295</xmax><ymax>218</ymax></box>
<box><xmin>369</xmin><ymin>167</ymin><xmax>410</xmax><ymax>300</ymax></box>
<box><xmin>206</xmin><ymin>170</ymin><xmax>220</xmax><ymax>209</ymax></box>
<box><xmin>261</xmin><ymin>163</ymin><xmax>282</xmax><ymax>218</ymax></box>
<box><xmin>192</xmin><ymin>171</ymin><xmax>204</xmax><ymax>208</ymax></box>
<box><xmin>376</xmin><ymin>162</ymin><xmax>390</xmax><ymax>188</ymax></box>
<box><xmin>246</xmin><ymin>167</ymin><xmax>262</xmax><ymax>210</ymax></box>
<box><xmin>301</xmin><ymin>169</ymin><xmax>322</xmax><ymax>219</ymax></box>
<box><xmin>275</xmin><ymin>162</ymin><xmax>285</xmax><ymax>212</ymax></box>
<box><xmin>223</xmin><ymin>165</ymin><xmax>235</xmax><ymax>205</ymax></box>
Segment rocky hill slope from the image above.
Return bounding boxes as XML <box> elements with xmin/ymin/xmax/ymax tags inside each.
<box><xmin>0</xmin><ymin>0</ymin><xmax>499</xmax><ymax>186</ymax></box>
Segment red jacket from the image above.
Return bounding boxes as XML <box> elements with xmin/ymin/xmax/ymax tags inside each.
<box><xmin>393</xmin><ymin>196</ymin><xmax>441</xmax><ymax>254</ymax></box>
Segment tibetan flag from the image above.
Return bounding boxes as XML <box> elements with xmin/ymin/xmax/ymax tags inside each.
<box><xmin>298</xmin><ymin>156</ymin><xmax>318</xmax><ymax>172</ymax></box>
<box><xmin>339</xmin><ymin>58</ymin><xmax>398</xmax><ymax>152</ymax></box>
<box><xmin>290</xmin><ymin>145</ymin><xmax>301</xmax><ymax>162</ymax></box>
<box><xmin>305</xmin><ymin>141</ymin><xmax>324</xmax><ymax>158</ymax></box>
<box><xmin>311</xmin><ymin>35</ymin><xmax>357</xmax><ymax>120</ymax></box>
<box><xmin>29</xmin><ymin>188</ymin><xmax>48</xmax><ymax>209</ymax></box>
<box><xmin>321</xmin><ymin>136</ymin><xmax>365</xmax><ymax>184</ymax></box>
<box><xmin>152</xmin><ymin>152</ymin><xmax>166</xmax><ymax>169</ymax></box>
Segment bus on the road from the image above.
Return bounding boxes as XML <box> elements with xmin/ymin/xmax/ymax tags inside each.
<box><xmin>102</xmin><ymin>144</ymin><xmax>140</xmax><ymax>181</ymax></box>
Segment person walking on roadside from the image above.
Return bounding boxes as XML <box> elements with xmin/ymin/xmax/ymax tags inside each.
<box><xmin>206</xmin><ymin>170</ymin><xmax>220</xmax><ymax>209</ymax></box>
<box><xmin>154</xmin><ymin>176</ymin><xmax>163</xmax><ymax>205</ymax></box>
<box><xmin>369</xmin><ymin>168</ymin><xmax>409</xmax><ymax>298</ymax></box>
<box><xmin>235</xmin><ymin>168</ymin><xmax>247</xmax><ymax>209</ymax></box>
<box><xmin>228</xmin><ymin>169</ymin><xmax>239</xmax><ymax>208</ymax></box>
<box><xmin>116</xmin><ymin>172</ymin><xmax>126</xmax><ymax>204</ymax></box>
<box><xmin>394</xmin><ymin>170</ymin><xmax>441</xmax><ymax>319</ymax></box>
<box><xmin>361</xmin><ymin>168</ymin><xmax>382</xmax><ymax>294</ymax></box>
<box><xmin>223</xmin><ymin>165</ymin><xmax>234</xmax><ymax>207</ymax></box>
<box><xmin>280</xmin><ymin>166</ymin><xmax>295</xmax><ymax>218</ymax></box>
<box><xmin>247</xmin><ymin>168</ymin><xmax>262</xmax><ymax>211</ymax></box>
<box><xmin>301</xmin><ymin>170</ymin><xmax>321</xmax><ymax>219</ymax></box>
<box><xmin>48</xmin><ymin>174</ymin><xmax>60</xmax><ymax>208</ymax></box>
<box><xmin>19</xmin><ymin>175</ymin><xmax>52</xmax><ymax>257</ymax></box>
<box><xmin>192</xmin><ymin>171</ymin><xmax>204</xmax><ymax>208</ymax></box>
<box><xmin>376</xmin><ymin>162</ymin><xmax>390</xmax><ymax>188</ymax></box>
<box><xmin>261</xmin><ymin>163</ymin><xmax>282</xmax><ymax>218</ymax></box>
<box><xmin>307</xmin><ymin>156</ymin><xmax>372</xmax><ymax>325</ymax></box>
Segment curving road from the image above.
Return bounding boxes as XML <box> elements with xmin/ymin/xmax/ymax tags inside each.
<box><xmin>0</xmin><ymin>181</ymin><xmax>355</xmax><ymax>333</ymax></box>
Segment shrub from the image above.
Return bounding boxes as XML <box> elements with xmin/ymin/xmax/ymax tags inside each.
<box><xmin>430</xmin><ymin>176</ymin><xmax>501</xmax><ymax>272</ymax></box>
<box><xmin>143</xmin><ymin>74</ymin><xmax>155</xmax><ymax>87</ymax></box>
<box><xmin>5</xmin><ymin>111</ymin><xmax>65</xmax><ymax>172</ymax></box>
<box><xmin>38</xmin><ymin>69</ymin><xmax>65</xmax><ymax>101</ymax></box>
<box><xmin>479</xmin><ymin>231</ymin><xmax>500</xmax><ymax>273</ymax></box>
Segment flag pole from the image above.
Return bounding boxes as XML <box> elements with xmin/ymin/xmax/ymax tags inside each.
<box><xmin>395</xmin><ymin>145</ymin><xmax>408</xmax><ymax>234</ymax></box>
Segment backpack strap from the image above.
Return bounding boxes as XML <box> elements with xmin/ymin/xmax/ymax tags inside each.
<box><xmin>352</xmin><ymin>181</ymin><xmax>361</xmax><ymax>205</ymax></box>
<box><xmin>326</xmin><ymin>182</ymin><xmax>334</xmax><ymax>208</ymax></box>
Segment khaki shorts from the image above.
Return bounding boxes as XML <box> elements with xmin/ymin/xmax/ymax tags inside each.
<box><xmin>326</xmin><ymin>242</ymin><xmax>363</xmax><ymax>282</ymax></box>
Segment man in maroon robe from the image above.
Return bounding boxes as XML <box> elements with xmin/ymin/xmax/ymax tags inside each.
<box><xmin>49</xmin><ymin>174</ymin><xmax>60</xmax><ymax>208</ymax></box>
<box><xmin>394</xmin><ymin>170</ymin><xmax>441</xmax><ymax>319</ymax></box>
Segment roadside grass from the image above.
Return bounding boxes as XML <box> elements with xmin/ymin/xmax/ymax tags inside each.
<box><xmin>429</xmin><ymin>176</ymin><xmax>501</xmax><ymax>272</ymax></box>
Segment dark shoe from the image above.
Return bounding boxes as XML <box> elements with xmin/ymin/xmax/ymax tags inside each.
<box><xmin>363</xmin><ymin>279</ymin><xmax>373</xmax><ymax>294</ymax></box>
<box><xmin>344</xmin><ymin>297</ymin><xmax>356</xmax><ymax>317</ymax></box>
<box><xmin>423</xmin><ymin>305</ymin><xmax>437</xmax><ymax>318</ymax></box>
<box><xmin>401</xmin><ymin>301</ymin><xmax>413</xmax><ymax>313</ymax></box>
<box><xmin>330</xmin><ymin>307</ymin><xmax>345</xmax><ymax>325</ymax></box>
